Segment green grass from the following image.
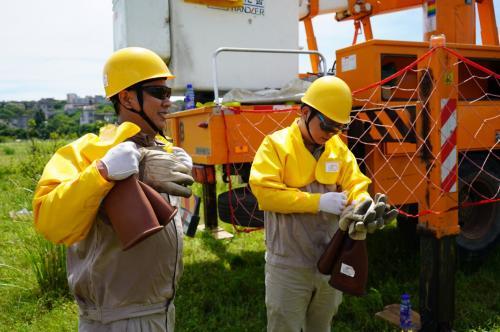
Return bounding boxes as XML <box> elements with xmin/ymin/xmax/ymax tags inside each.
<box><xmin>0</xmin><ymin>140</ymin><xmax>499</xmax><ymax>331</ymax></box>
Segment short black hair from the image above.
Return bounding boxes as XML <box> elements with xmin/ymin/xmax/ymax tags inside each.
<box><xmin>110</xmin><ymin>95</ymin><xmax>120</xmax><ymax>114</ymax></box>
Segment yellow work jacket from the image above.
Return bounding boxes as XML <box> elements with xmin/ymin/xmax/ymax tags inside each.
<box><xmin>249</xmin><ymin>120</ymin><xmax>371</xmax><ymax>214</ymax></box>
<box><xmin>32</xmin><ymin>122</ymin><xmax>174</xmax><ymax>245</ymax></box>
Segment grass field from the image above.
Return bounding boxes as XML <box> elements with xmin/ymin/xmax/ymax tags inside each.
<box><xmin>0</xmin><ymin>140</ymin><xmax>499</xmax><ymax>331</ymax></box>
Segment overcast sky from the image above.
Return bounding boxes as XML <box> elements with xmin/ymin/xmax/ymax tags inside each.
<box><xmin>0</xmin><ymin>0</ymin><xmax>498</xmax><ymax>102</ymax></box>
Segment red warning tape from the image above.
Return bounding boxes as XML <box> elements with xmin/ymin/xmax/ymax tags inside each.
<box><xmin>397</xmin><ymin>198</ymin><xmax>500</xmax><ymax>218</ymax></box>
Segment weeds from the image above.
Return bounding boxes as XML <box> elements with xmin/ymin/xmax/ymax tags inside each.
<box><xmin>24</xmin><ymin>235</ymin><xmax>70</xmax><ymax>300</ymax></box>
<box><xmin>18</xmin><ymin>139</ymin><xmax>66</xmax><ymax>189</ymax></box>
<box><xmin>2</xmin><ymin>146</ymin><xmax>15</xmax><ymax>155</ymax></box>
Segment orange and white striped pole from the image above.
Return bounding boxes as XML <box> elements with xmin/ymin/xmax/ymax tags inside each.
<box><xmin>440</xmin><ymin>98</ymin><xmax>458</xmax><ymax>193</ymax></box>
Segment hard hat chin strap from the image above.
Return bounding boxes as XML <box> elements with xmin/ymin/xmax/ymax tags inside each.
<box><xmin>120</xmin><ymin>88</ymin><xmax>167</xmax><ymax>140</ymax></box>
<box><xmin>305</xmin><ymin>108</ymin><xmax>321</xmax><ymax>147</ymax></box>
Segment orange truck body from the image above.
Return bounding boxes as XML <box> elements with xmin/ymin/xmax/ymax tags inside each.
<box><xmin>166</xmin><ymin>40</ymin><xmax>499</xmax><ymax>239</ymax></box>
<box><xmin>166</xmin><ymin>40</ymin><xmax>499</xmax><ymax>174</ymax></box>
<box><xmin>165</xmin><ymin>0</ymin><xmax>499</xmax><ymax>241</ymax></box>
<box><xmin>336</xmin><ymin>39</ymin><xmax>500</xmax><ymax>204</ymax></box>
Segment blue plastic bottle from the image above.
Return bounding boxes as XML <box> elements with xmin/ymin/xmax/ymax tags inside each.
<box><xmin>184</xmin><ymin>83</ymin><xmax>195</xmax><ymax>110</ymax></box>
<box><xmin>400</xmin><ymin>293</ymin><xmax>412</xmax><ymax>331</ymax></box>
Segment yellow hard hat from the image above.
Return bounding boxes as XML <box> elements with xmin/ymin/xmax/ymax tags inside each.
<box><xmin>301</xmin><ymin>76</ymin><xmax>352</xmax><ymax>124</ymax></box>
<box><xmin>103</xmin><ymin>47</ymin><xmax>175</xmax><ymax>98</ymax></box>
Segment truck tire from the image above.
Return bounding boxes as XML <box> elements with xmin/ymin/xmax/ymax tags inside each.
<box><xmin>217</xmin><ymin>186</ymin><xmax>264</xmax><ymax>228</ymax></box>
<box><xmin>457</xmin><ymin>157</ymin><xmax>500</xmax><ymax>252</ymax></box>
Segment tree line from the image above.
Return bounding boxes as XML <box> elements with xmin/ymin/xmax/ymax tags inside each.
<box><xmin>0</xmin><ymin>101</ymin><xmax>116</xmax><ymax>141</ymax></box>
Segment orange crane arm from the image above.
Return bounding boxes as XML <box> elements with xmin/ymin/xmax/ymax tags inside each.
<box><xmin>476</xmin><ymin>0</ymin><xmax>500</xmax><ymax>45</ymax></box>
<box><xmin>352</xmin><ymin>0</ymin><xmax>421</xmax><ymax>16</ymax></box>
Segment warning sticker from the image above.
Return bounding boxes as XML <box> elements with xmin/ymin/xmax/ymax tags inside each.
<box><xmin>341</xmin><ymin>54</ymin><xmax>357</xmax><ymax>72</ymax></box>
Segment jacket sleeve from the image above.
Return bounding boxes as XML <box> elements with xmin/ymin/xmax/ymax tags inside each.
<box><xmin>338</xmin><ymin>149</ymin><xmax>371</xmax><ymax>203</ymax></box>
<box><xmin>33</xmin><ymin>139</ymin><xmax>114</xmax><ymax>245</ymax></box>
<box><xmin>249</xmin><ymin>136</ymin><xmax>321</xmax><ymax>214</ymax></box>
<box><xmin>155</xmin><ymin>135</ymin><xmax>174</xmax><ymax>152</ymax></box>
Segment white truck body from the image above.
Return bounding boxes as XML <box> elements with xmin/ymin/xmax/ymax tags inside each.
<box><xmin>112</xmin><ymin>0</ymin><xmax>302</xmax><ymax>93</ymax></box>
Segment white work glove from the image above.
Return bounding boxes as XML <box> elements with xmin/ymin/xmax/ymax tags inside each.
<box><xmin>140</xmin><ymin>147</ymin><xmax>194</xmax><ymax>198</ymax></box>
<box><xmin>171</xmin><ymin>146</ymin><xmax>193</xmax><ymax>170</ymax></box>
<box><xmin>319</xmin><ymin>191</ymin><xmax>348</xmax><ymax>215</ymax></box>
<box><xmin>100</xmin><ymin>141</ymin><xmax>141</xmax><ymax>181</ymax></box>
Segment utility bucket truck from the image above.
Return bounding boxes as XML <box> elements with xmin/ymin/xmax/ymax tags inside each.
<box><xmin>113</xmin><ymin>1</ymin><xmax>499</xmax><ymax>327</ymax></box>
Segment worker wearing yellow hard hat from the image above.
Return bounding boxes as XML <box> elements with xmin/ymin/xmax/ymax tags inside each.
<box><xmin>250</xmin><ymin>76</ymin><xmax>388</xmax><ymax>331</ymax></box>
<box><xmin>33</xmin><ymin>47</ymin><xmax>193</xmax><ymax>331</ymax></box>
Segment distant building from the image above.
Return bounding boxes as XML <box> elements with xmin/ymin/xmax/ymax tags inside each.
<box><xmin>66</xmin><ymin>93</ymin><xmax>78</xmax><ymax>104</ymax></box>
<box><xmin>80</xmin><ymin>107</ymin><xmax>96</xmax><ymax>125</ymax></box>
<box><xmin>11</xmin><ymin>115</ymin><xmax>30</xmax><ymax>129</ymax></box>
<box><xmin>35</xmin><ymin>98</ymin><xmax>58</xmax><ymax>119</ymax></box>
<box><xmin>66</xmin><ymin>93</ymin><xmax>110</xmax><ymax>115</ymax></box>
<box><xmin>94</xmin><ymin>95</ymin><xmax>107</xmax><ymax>104</ymax></box>
<box><xmin>80</xmin><ymin>106</ymin><xmax>115</xmax><ymax>125</ymax></box>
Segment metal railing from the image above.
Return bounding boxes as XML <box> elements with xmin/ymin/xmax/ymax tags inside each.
<box><xmin>212</xmin><ymin>47</ymin><xmax>328</xmax><ymax>104</ymax></box>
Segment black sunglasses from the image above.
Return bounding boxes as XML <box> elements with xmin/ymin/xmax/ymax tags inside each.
<box><xmin>137</xmin><ymin>85</ymin><xmax>172</xmax><ymax>100</ymax></box>
<box><xmin>316</xmin><ymin>113</ymin><xmax>348</xmax><ymax>134</ymax></box>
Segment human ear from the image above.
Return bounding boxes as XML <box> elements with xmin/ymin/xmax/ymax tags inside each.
<box><xmin>118</xmin><ymin>90</ymin><xmax>134</xmax><ymax>108</ymax></box>
<box><xmin>300</xmin><ymin>105</ymin><xmax>310</xmax><ymax>119</ymax></box>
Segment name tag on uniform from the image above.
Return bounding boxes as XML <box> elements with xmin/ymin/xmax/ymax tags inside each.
<box><xmin>325</xmin><ymin>162</ymin><xmax>339</xmax><ymax>173</ymax></box>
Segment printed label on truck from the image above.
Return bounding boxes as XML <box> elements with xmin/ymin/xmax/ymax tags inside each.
<box><xmin>195</xmin><ymin>147</ymin><xmax>211</xmax><ymax>155</ymax></box>
<box><xmin>341</xmin><ymin>54</ymin><xmax>356</xmax><ymax>72</ymax></box>
<box><xmin>208</xmin><ymin>0</ymin><xmax>265</xmax><ymax>16</ymax></box>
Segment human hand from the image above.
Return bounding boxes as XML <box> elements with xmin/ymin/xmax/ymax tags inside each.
<box><xmin>171</xmin><ymin>146</ymin><xmax>193</xmax><ymax>170</ymax></box>
<box><xmin>100</xmin><ymin>141</ymin><xmax>141</xmax><ymax>181</ymax></box>
<box><xmin>319</xmin><ymin>191</ymin><xmax>348</xmax><ymax>215</ymax></box>
<box><xmin>140</xmin><ymin>148</ymin><xmax>194</xmax><ymax>197</ymax></box>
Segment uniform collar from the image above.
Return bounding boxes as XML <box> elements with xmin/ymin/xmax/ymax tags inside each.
<box><xmin>127</xmin><ymin>131</ymin><xmax>160</xmax><ymax>148</ymax></box>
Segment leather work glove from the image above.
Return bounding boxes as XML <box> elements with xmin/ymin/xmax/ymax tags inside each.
<box><xmin>338</xmin><ymin>204</ymin><xmax>361</xmax><ymax>231</ymax></box>
<box><xmin>369</xmin><ymin>193</ymin><xmax>399</xmax><ymax>232</ymax></box>
<box><xmin>140</xmin><ymin>147</ymin><xmax>195</xmax><ymax>198</ymax></box>
<box><xmin>171</xmin><ymin>146</ymin><xmax>193</xmax><ymax>170</ymax></box>
<box><xmin>319</xmin><ymin>191</ymin><xmax>348</xmax><ymax>215</ymax></box>
<box><xmin>349</xmin><ymin>199</ymin><xmax>376</xmax><ymax>240</ymax></box>
<box><xmin>100</xmin><ymin>141</ymin><xmax>141</xmax><ymax>181</ymax></box>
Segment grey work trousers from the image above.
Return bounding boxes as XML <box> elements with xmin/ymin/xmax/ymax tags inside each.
<box><xmin>265</xmin><ymin>263</ymin><xmax>343</xmax><ymax>332</ymax></box>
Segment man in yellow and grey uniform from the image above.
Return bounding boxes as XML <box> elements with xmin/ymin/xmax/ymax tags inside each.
<box><xmin>33</xmin><ymin>47</ymin><xmax>193</xmax><ymax>331</ymax></box>
<box><xmin>249</xmin><ymin>76</ymin><xmax>373</xmax><ymax>332</ymax></box>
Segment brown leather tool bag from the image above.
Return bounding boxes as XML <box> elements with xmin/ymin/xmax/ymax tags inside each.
<box><xmin>329</xmin><ymin>236</ymin><xmax>368</xmax><ymax>297</ymax></box>
<box><xmin>103</xmin><ymin>176</ymin><xmax>177</xmax><ymax>250</ymax></box>
<box><xmin>138</xmin><ymin>181</ymin><xmax>178</xmax><ymax>226</ymax></box>
<box><xmin>317</xmin><ymin>229</ymin><xmax>347</xmax><ymax>275</ymax></box>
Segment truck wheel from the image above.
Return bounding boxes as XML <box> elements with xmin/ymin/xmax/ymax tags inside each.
<box><xmin>217</xmin><ymin>186</ymin><xmax>264</xmax><ymax>228</ymax></box>
<box><xmin>457</xmin><ymin>158</ymin><xmax>500</xmax><ymax>252</ymax></box>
